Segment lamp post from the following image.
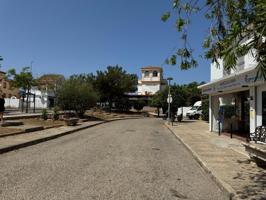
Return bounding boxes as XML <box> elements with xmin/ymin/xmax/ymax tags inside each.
<box><xmin>167</xmin><ymin>77</ymin><xmax>173</xmax><ymax>123</ymax></box>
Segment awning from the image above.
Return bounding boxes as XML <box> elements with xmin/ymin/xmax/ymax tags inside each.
<box><xmin>198</xmin><ymin>67</ymin><xmax>264</xmax><ymax>95</ymax></box>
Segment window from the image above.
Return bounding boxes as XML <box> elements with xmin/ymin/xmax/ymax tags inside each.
<box><xmin>152</xmin><ymin>71</ymin><xmax>158</xmax><ymax>77</ymax></box>
<box><xmin>3</xmin><ymin>82</ymin><xmax>6</xmax><ymax>89</ymax></box>
<box><xmin>144</xmin><ymin>71</ymin><xmax>149</xmax><ymax>77</ymax></box>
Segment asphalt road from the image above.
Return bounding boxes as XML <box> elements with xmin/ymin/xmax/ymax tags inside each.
<box><xmin>0</xmin><ymin>118</ymin><xmax>228</xmax><ymax>200</ymax></box>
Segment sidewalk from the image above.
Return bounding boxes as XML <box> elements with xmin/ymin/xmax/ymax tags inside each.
<box><xmin>165</xmin><ymin>120</ymin><xmax>266</xmax><ymax>200</ymax></box>
<box><xmin>0</xmin><ymin>120</ymin><xmax>104</xmax><ymax>154</ymax></box>
<box><xmin>0</xmin><ymin>116</ymin><xmax>143</xmax><ymax>154</ymax></box>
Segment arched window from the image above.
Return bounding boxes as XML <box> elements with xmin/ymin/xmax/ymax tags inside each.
<box><xmin>144</xmin><ymin>71</ymin><xmax>149</xmax><ymax>77</ymax></box>
<box><xmin>153</xmin><ymin>71</ymin><xmax>158</xmax><ymax>77</ymax></box>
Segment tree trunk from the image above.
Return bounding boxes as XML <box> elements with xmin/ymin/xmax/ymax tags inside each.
<box><xmin>26</xmin><ymin>89</ymin><xmax>30</xmax><ymax>113</ymax></box>
<box><xmin>21</xmin><ymin>95</ymin><xmax>25</xmax><ymax>112</ymax></box>
<box><xmin>157</xmin><ymin>107</ymin><xmax>160</xmax><ymax>117</ymax></box>
<box><xmin>109</xmin><ymin>100</ymin><xmax>112</xmax><ymax>112</ymax></box>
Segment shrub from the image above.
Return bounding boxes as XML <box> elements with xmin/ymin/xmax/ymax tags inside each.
<box><xmin>114</xmin><ymin>97</ymin><xmax>132</xmax><ymax>111</ymax></box>
<box><xmin>53</xmin><ymin>106</ymin><xmax>60</xmax><ymax>120</ymax></box>
<box><xmin>41</xmin><ymin>108</ymin><xmax>48</xmax><ymax>120</ymax></box>
<box><xmin>133</xmin><ymin>100</ymin><xmax>146</xmax><ymax>111</ymax></box>
<box><xmin>57</xmin><ymin>79</ymin><xmax>98</xmax><ymax>118</ymax></box>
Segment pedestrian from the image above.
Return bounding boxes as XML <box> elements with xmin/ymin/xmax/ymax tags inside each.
<box><xmin>0</xmin><ymin>94</ymin><xmax>5</xmax><ymax>124</ymax></box>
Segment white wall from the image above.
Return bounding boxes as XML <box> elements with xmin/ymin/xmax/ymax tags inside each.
<box><xmin>138</xmin><ymin>84</ymin><xmax>160</xmax><ymax>95</ymax></box>
<box><xmin>4</xmin><ymin>97</ymin><xmax>20</xmax><ymax>108</ymax></box>
<box><xmin>211</xmin><ymin>59</ymin><xmax>223</xmax><ymax>81</ymax></box>
<box><xmin>249</xmin><ymin>86</ymin><xmax>256</xmax><ymax>133</ymax></box>
<box><xmin>210</xmin><ymin>49</ymin><xmax>257</xmax><ymax>81</ymax></box>
<box><xmin>256</xmin><ymin>84</ymin><xmax>266</xmax><ymax>127</ymax></box>
<box><xmin>141</xmin><ymin>71</ymin><xmax>161</xmax><ymax>82</ymax></box>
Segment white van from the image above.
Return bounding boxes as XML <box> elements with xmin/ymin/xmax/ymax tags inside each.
<box><xmin>186</xmin><ymin>101</ymin><xmax>202</xmax><ymax>119</ymax></box>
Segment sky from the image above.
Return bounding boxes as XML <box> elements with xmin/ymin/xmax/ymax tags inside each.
<box><xmin>0</xmin><ymin>0</ymin><xmax>211</xmax><ymax>84</ymax></box>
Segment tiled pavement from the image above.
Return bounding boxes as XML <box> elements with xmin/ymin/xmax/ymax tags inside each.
<box><xmin>165</xmin><ymin>120</ymin><xmax>266</xmax><ymax>200</ymax></box>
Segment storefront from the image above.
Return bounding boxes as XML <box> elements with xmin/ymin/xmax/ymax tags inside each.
<box><xmin>199</xmin><ymin>67</ymin><xmax>266</xmax><ymax>138</ymax></box>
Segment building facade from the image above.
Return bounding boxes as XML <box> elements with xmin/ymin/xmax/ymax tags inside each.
<box><xmin>199</xmin><ymin>47</ymin><xmax>265</xmax><ymax>138</ymax></box>
<box><xmin>137</xmin><ymin>66</ymin><xmax>167</xmax><ymax>95</ymax></box>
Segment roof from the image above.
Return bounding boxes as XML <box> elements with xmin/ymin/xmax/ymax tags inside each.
<box><xmin>198</xmin><ymin>66</ymin><xmax>256</xmax><ymax>89</ymax></box>
<box><xmin>141</xmin><ymin>66</ymin><xmax>163</xmax><ymax>71</ymax></box>
<box><xmin>0</xmin><ymin>71</ymin><xmax>6</xmax><ymax>74</ymax></box>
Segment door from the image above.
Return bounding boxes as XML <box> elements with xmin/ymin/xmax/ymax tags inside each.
<box><xmin>262</xmin><ymin>91</ymin><xmax>266</xmax><ymax>125</ymax></box>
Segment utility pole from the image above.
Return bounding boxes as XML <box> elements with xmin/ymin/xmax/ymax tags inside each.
<box><xmin>167</xmin><ymin>77</ymin><xmax>173</xmax><ymax>124</ymax></box>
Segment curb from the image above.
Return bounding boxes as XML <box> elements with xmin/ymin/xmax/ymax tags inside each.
<box><xmin>164</xmin><ymin>123</ymin><xmax>237</xmax><ymax>200</ymax></box>
<box><xmin>0</xmin><ymin>117</ymin><xmax>143</xmax><ymax>155</ymax></box>
<box><xmin>0</xmin><ymin>124</ymin><xmax>63</xmax><ymax>138</ymax></box>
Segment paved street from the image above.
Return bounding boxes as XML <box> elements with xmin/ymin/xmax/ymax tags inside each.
<box><xmin>0</xmin><ymin>118</ymin><xmax>227</xmax><ymax>200</ymax></box>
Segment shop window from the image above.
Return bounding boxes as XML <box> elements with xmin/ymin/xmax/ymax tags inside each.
<box><xmin>144</xmin><ymin>71</ymin><xmax>149</xmax><ymax>77</ymax></box>
<box><xmin>262</xmin><ymin>91</ymin><xmax>266</xmax><ymax>126</ymax></box>
<box><xmin>153</xmin><ymin>71</ymin><xmax>158</xmax><ymax>77</ymax></box>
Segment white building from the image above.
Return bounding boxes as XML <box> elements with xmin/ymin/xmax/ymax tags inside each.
<box><xmin>199</xmin><ymin>43</ymin><xmax>266</xmax><ymax>138</ymax></box>
<box><xmin>28</xmin><ymin>87</ymin><xmax>55</xmax><ymax>109</ymax></box>
<box><xmin>137</xmin><ymin>66</ymin><xmax>167</xmax><ymax>95</ymax></box>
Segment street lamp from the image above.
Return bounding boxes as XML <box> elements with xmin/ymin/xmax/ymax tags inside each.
<box><xmin>167</xmin><ymin>77</ymin><xmax>173</xmax><ymax>123</ymax></box>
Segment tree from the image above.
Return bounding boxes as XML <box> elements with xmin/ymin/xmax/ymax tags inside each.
<box><xmin>7</xmin><ymin>67</ymin><xmax>36</xmax><ymax>113</ymax></box>
<box><xmin>114</xmin><ymin>97</ymin><xmax>132</xmax><ymax>112</ymax></box>
<box><xmin>57</xmin><ymin>78</ymin><xmax>98</xmax><ymax>118</ymax></box>
<box><xmin>150</xmin><ymin>89</ymin><xmax>168</xmax><ymax>115</ymax></box>
<box><xmin>201</xmin><ymin>96</ymin><xmax>209</xmax><ymax>121</ymax></box>
<box><xmin>162</xmin><ymin>0</ymin><xmax>266</xmax><ymax>78</ymax></box>
<box><xmin>94</xmin><ymin>66</ymin><xmax>138</xmax><ymax>110</ymax></box>
<box><xmin>185</xmin><ymin>82</ymin><xmax>202</xmax><ymax>106</ymax></box>
<box><xmin>150</xmin><ymin>81</ymin><xmax>203</xmax><ymax>116</ymax></box>
<box><xmin>133</xmin><ymin>100</ymin><xmax>146</xmax><ymax>112</ymax></box>
<box><xmin>0</xmin><ymin>56</ymin><xmax>3</xmax><ymax>67</ymax></box>
<box><xmin>69</xmin><ymin>73</ymin><xmax>95</xmax><ymax>86</ymax></box>
<box><xmin>171</xmin><ymin>84</ymin><xmax>188</xmax><ymax>111</ymax></box>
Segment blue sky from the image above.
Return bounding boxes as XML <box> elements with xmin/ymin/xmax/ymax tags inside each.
<box><xmin>0</xmin><ymin>0</ymin><xmax>210</xmax><ymax>84</ymax></box>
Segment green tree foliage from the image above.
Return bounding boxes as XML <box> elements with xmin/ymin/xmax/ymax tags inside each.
<box><xmin>133</xmin><ymin>100</ymin><xmax>147</xmax><ymax>111</ymax></box>
<box><xmin>7</xmin><ymin>67</ymin><xmax>36</xmax><ymax>113</ymax></box>
<box><xmin>150</xmin><ymin>81</ymin><xmax>203</xmax><ymax>114</ymax></box>
<box><xmin>57</xmin><ymin>78</ymin><xmax>98</xmax><ymax>118</ymax></box>
<box><xmin>94</xmin><ymin>65</ymin><xmax>138</xmax><ymax>109</ymax></box>
<box><xmin>114</xmin><ymin>97</ymin><xmax>132</xmax><ymax>112</ymax></box>
<box><xmin>69</xmin><ymin>73</ymin><xmax>95</xmax><ymax>86</ymax></box>
<box><xmin>171</xmin><ymin>84</ymin><xmax>188</xmax><ymax>112</ymax></box>
<box><xmin>163</xmin><ymin>0</ymin><xmax>266</xmax><ymax>78</ymax></box>
<box><xmin>201</xmin><ymin>96</ymin><xmax>209</xmax><ymax>121</ymax></box>
<box><xmin>185</xmin><ymin>82</ymin><xmax>204</xmax><ymax>106</ymax></box>
<box><xmin>150</xmin><ymin>89</ymin><xmax>168</xmax><ymax>114</ymax></box>
<box><xmin>0</xmin><ymin>56</ymin><xmax>3</xmax><ymax>67</ymax></box>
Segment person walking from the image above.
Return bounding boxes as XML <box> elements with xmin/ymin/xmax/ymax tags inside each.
<box><xmin>0</xmin><ymin>94</ymin><xmax>5</xmax><ymax>124</ymax></box>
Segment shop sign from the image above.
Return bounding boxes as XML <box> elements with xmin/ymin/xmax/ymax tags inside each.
<box><xmin>202</xmin><ymin>69</ymin><xmax>264</xmax><ymax>95</ymax></box>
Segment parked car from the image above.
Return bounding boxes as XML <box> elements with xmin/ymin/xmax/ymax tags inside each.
<box><xmin>186</xmin><ymin>101</ymin><xmax>202</xmax><ymax>120</ymax></box>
